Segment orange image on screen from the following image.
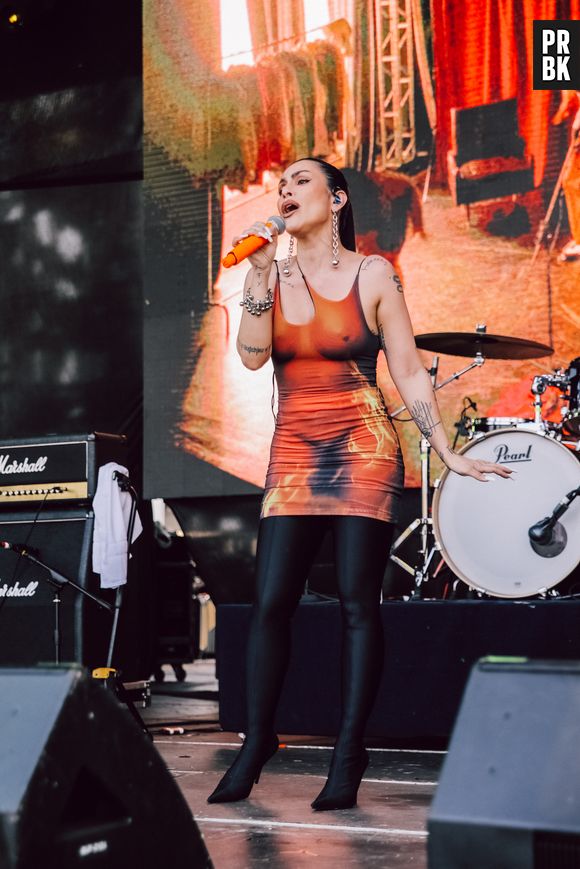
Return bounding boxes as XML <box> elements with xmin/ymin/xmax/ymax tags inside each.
<box><xmin>143</xmin><ymin>0</ymin><xmax>580</xmax><ymax>500</ymax></box>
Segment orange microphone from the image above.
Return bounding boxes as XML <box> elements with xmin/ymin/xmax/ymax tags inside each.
<box><xmin>222</xmin><ymin>216</ymin><xmax>286</xmax><ymax>268</ymax></box>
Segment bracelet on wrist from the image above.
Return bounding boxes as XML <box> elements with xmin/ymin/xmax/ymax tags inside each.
<box><xmin>240</xmin><ymin>287</ymin><xmax>274</xmax><ymax>316</ymax></box>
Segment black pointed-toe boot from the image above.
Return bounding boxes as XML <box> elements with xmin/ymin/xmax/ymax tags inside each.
<box><xmin>207</xmin><ymin>734</ymin><xmax>279</xmax><ymax>804</ymax></box>
<box><xmin>311</xmin><ymin>746</ymin><xmax>369</xmax><ymax>811</ymax></box>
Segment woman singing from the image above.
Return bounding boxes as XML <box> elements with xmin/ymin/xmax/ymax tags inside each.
<box><xmin>208</xmin><ymin>158</ymin><xmax>511</xmax><ymax>811</ymax></box>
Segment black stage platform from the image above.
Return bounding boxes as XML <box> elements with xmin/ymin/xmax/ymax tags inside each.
<box><xmin>216</xmin><ymin>599</ymin><xmax>580</xmax><ymax>744</ymax></box>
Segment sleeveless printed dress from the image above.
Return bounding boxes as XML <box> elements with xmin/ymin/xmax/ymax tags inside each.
<box><xmin>261</xmin><ymin>259</ymin><xmax>404</xmax><ymax>523</ymax></box>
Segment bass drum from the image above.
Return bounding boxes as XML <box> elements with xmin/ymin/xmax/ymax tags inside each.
<box><xmin>432</xmin><ymin>428</ymin><xmax>580</xmax><ymax>598</ymax></box>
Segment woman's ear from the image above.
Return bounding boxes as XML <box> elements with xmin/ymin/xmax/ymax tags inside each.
<box><xmin>332</xmin><ymin>190</ymin><xmax>347</xmax><ymax>209</ymax></box>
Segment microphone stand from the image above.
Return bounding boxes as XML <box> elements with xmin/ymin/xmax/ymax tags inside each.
<box><xmin>9</xmin><ymin>546</ymin><xmax>113</xmax><ymax>666</ymax></box>
<box><xmin>106</xmin><ymin>470</ymin><xmax>138</xmax><ymax>669</ymax></box>
<box><xmin>94</xmin><ymin>470</ymin><xmax>151</xmax><ymax>739</ymax></box>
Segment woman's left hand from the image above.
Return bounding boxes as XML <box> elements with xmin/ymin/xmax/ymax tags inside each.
<box><xmin>444</xmin><ymin>451</ymin><xmax>513</xmax><ymax>482</ymax></box>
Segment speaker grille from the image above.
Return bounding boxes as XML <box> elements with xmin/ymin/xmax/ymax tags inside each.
<box><xmin>535</xmin><ymin>831</ymin><xmax>580</xmax><ymax>869</ymax></box>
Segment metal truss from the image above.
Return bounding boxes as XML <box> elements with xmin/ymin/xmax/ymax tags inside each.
<box><xmin>374</xmin><ymin>0</ymin><xmax>416</xmax><ymax>167</ymax></box>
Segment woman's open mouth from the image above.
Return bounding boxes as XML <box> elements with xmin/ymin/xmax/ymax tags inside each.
<box><xmin>281</xmin><ymin>201</ymin><xmax>300</xmax><ymax>217</ymax></box>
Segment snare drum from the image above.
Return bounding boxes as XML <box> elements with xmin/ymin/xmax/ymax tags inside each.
<box><xmin>471</xmin><ymin>416</ymin><xmax>535</xmax><ymax>435</ymax></box>
<box><xmin>432</xmin><ymin>428</ymin><xmax>580</xmax><ymax>598</ymax></box>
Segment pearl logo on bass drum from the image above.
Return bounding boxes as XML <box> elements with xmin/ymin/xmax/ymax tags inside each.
<box><xmin>493</xmin><ymin>443</ymin><xmax>532</xmax><ymax>463</ymax></box>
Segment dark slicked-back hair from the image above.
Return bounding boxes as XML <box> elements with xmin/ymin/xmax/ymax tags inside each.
<box><xmin>297</xmin><ymin>157</ymin><xmax>357</xmax><ymax>252</ymax></box>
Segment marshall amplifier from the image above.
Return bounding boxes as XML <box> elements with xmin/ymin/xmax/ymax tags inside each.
<box><xmin>0</xmin><ymin>434</ymin><xmax>154</xmax><ymax>678</ymax></box>
<box><xmin>0</xmin><ymin>432</ymin><xmax>127</xmax><ymax>505</ymax></box>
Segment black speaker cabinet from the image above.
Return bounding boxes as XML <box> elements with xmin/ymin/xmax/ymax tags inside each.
<box><xmin>0</xmin><ymin>510</ymin><xmax>154</xmax><ymax>677</ymax></box>
<box><xmin>428</xmin><ymin>658</ymin><xmax>580</xmax><ymax>868</ymax></box>
<box><xmin>153</xmin><ymin>536</ymin><xmax>199</xmax><ymax>668</ymax></box>
<box><xmin>0</xmin><ymin>510</ymin><xmax>110</xmax><ymax>666</ymax></box>
<box><xmin>0</xmin><ymin>667</ymin><xmax>212</xmax><ymax>869</ymax></box>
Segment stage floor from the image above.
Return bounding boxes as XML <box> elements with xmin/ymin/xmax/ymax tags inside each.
<box><xmin>144</xmin><ymin>660</ymin><xmax>441</xmax><ymax>867</ymax></box>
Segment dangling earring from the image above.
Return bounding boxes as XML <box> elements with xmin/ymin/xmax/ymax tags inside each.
<box><xmin>283</xmin><ymin>236</ymin><xmax>294</xmax><ymax>276</ymax></box>
<box><xmin>331</xmin><ymin>211</ymin><xmax>340</xmax><ymax>268</ymax></box>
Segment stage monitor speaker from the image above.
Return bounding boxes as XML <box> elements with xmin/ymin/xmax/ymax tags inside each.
<box><xmin>0</xmin><ymin>667</ymin><xmax>212</xmax><ymax>869</ymax></box>
<box><xmin>428</xmin><ymin>658</ymin><xmax>580</xmax><ymax>869</ymax></box>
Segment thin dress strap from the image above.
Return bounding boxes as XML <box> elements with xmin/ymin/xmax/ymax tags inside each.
<box><xmin>355</xmin><ymin>256</ymin><xmax>368</xmax><ymax>281</ymax></box>
<box><xmin>273</xmin><ymin>260</ymin><xmax>280</xmax><ymax>304</ymax></box>
<box><xmin>271</xmin><ymin>262</ymin><xmax>279</xmax><ymax>422</ymax></box>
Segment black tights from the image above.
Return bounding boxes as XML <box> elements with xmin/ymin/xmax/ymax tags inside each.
<box><xmin>245</xmin><ymin>515</ymin><xmax>394</xmax><ymax>748</ymax></box>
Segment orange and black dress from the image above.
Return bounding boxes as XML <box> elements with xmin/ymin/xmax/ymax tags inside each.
<box><xmin>261</xmin><ymin>260</ymin><xmax>404</xmax><ymax>523</ymax></box>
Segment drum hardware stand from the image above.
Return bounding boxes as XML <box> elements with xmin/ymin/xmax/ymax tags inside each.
<box><xmin>452</xmin><ymin>397</ymin><xmax>478</xmax><ymax>447</ymax></box>
<box><xmin>531</xmin><ymin>375</ymin><xmax>547</xmax><ymax>426</ymax></box>
<box><xmin>389</xmin><ymin>350</ymin><xmax>486</xmax><ymax>597</ymax></box>
<box><xmin>390</xmin><ymin>353</ymin><xmax>486</xmax><ymax>421</ymax></box>
<box><xmin>531</xmin><ymin>372</ymin><xmax>572</xmax><ymax>433</ymax></box>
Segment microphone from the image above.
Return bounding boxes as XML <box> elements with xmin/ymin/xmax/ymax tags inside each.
<box><xmin>528</xmin><ymin>518</ymin><xmax>560</xmax><ymax>546</ymax></box>
<box><xmin>222</xmin><ymin>216</ymin><xmax>286</xmax><ymax>268</ymax></box>
<box><xmin>528</xmin><ymin>518</ymin><xmax>567</xmax><ymax>558</ymax></box>
<box><xmin>528</xmin><ymin>486</ymin><xmax>580</xmax><ymax>558</ymax></box>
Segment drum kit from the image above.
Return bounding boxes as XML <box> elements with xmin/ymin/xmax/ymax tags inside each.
<box><xmin>390</xmin><ymin>324</ymin><xmax>580</xmax><ymax>600</ymax></box>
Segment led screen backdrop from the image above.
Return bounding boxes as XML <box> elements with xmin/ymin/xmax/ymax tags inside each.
<box><xmin>0</xmin><ymin>181</ymin><xmax>143</xmax><ymax>438</ymax></box>
<box><xmin>0</xmin><ymin>0</ymin><xmax>143</xmax><ymax>446</ymax></box>
<box><xmin>0</xmin><ymin>0</ymin><xmax>142</xmax><ymax>186</ymax></box>
<box><xmin>143</xmin><ymin>0</ymin><xmax>580</xmax><ymax>500</ymax></box>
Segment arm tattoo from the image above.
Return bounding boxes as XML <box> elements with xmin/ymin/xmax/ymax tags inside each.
<box><xmin>360</xmin><ymin>256</ymin><xmax>403</xmax><ymax>292</ymax></box>
<box><xmin>392</xmin><ymin>274</ymin><xmax>404</xmax><ymax>294</ymax></box>
<box><xmin>238</xmin><ymin>341</ymin><xmax>271</xmax><ymax>355</ymax></box>
<box><xmin>410</xmin><ymin>400</ymin><xmax>440</xmax><ymax>438</ymax></box>
<box><xmin>378</xmin><ymin>323</ymin><xmax>388</xmax><ymax>356</ymax></box>
<box><xmin>361</xmin><ymin>255</ymin><xmax>389</xmax><ymax>271</ymax></box>
<box><xmin>436</xmin><ymin>445</ymin><xmax>455</xmax><ymax>462</ymax></box>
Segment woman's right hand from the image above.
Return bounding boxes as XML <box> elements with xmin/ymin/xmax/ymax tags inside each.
<box><xmin>233</xmin><ymin>220</ymin><xmax>280</xmax><ymax>271</ymax></box>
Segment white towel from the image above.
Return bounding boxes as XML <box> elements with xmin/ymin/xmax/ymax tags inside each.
<box><xmin>92</xmin><ymin>462</ymin><xmax>143</xmax><ymax>589</ymax></box>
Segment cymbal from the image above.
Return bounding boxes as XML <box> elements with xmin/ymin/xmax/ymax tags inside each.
<box><xmin>415</xmin><ymin>331</ymin><xmax>554</xmax><ymax>360</ymax></box>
